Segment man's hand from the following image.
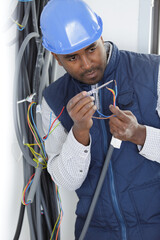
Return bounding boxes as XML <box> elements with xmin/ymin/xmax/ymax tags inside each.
<box><xmin>109</xmin><ymin>105</ymin><xmax>146</xmax><ymax>146</ymax></box>
<box><xmin>67</xmin><ymin>91</ymin><xmax>96</xmax><ymax>145</ymax></box>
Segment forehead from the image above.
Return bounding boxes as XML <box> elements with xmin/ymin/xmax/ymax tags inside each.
<box><xmin>62</xmin><ymin>41</ymin><xmax>98</xmax><ymax>58</ymax></box>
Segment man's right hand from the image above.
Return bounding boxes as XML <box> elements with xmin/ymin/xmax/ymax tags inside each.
<box><xmin>66</xmin><ymin>91</ymin><xmax>96</xmax><ymax>145</ymax></box>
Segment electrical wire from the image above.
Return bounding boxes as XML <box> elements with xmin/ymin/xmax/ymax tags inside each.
<box><xmin>13</xmin><ymin>204</ymin><xmax>25</xmax><ymax>240</ymax></box>
<box><xmin>13</xmin><ymin>1</ymin><xmax>63</xmax><ymax>240</ymax></box>
<box><xmin>78</xmin><ymin>144</ymin><xmax>115</xmax><ymax>240</ymax></box>
<box><xmin>93</xmin><ymin>80</ymin><xmax>118</xmax><ymax>119</ymax></box>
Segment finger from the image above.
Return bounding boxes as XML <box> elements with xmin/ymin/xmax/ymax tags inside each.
<box><xmin>81</xmin><ymin>104</ymin><xmax>97</xmax><ymax>120</ymax></box>
<box><xmin>68</xmin><ymin>96</ymin><xmax>95</xmax><ymax>118</ymax></box>
<box><xmin>67</xmin><ymin>92</ymin><xmax>94</xmax><ymax>112</ymax></box>
<box><xmin>109</xmin><ymin>105</ymin><xmax>130</xmax><ymax>123</ymax></box>
<box><xmin>67</xmin><ymin>91</ymin><xmax>87</xmax><ymax>111</ymax></box>
<box><xmin>109</xmin><ymin>116</ymin><xmax>127</xmax><ymax>131</ymax></box>
<box><xmin>77</xmin><ymin>101</ymin><xmax>96</xmax><ymax>118</ymax></box>
<box><xmin>109</xmin><ymin>123</ymin><xmax>124</xmax><ymax>136</ymax></box>
<box><xmin>74</xmin><ymin>96</ymin><xmax>95</xmax><ymax>112</ymax></box>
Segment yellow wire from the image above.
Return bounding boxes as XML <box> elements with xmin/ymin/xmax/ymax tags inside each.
<box><xmin>50</xmin><ymin>212</ymin><xmax>61</xmax><ymax>240</ymax></box>
<box><xmin>49</xmin><ymin>121</ymin><xmax>61</xmax><ymax>136</ymax></box>
<box><xmin>25</xmin><ymin>144</ymin><xmax>46</xmax><ymax>162</ymax></box>
<box><xmin>25</xmin><ymin>143</ymin><xmax>47</xmax><ymax>168</ymax></box>
<box><xmin>10</xmin><ymin>17</ymin><xmax>24</xmax><ymax>28</ymax></box>
<box><xmin>32</xmin><ymin>158</ymin><xmax>47</xmax><ymax>169</ymax></box>
<box><xmin>27</xmin><ymin>103</ymin><xmax>46</xmax><ymax>159</ymax></box>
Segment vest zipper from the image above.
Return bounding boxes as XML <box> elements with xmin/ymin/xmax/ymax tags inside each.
<box><xmin>100</xmin><ymin>118</ymin><xmax>127</xmax><ymax>240</ymax></box>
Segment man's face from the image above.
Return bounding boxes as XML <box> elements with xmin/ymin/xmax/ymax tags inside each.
<box><xmin>52</xmin><ymin>37</ymin><xmax>107</xmax><ymax>85</ymax></box>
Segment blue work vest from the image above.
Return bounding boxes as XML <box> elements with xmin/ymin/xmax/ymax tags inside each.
<box><xmin>43</xmin><ymin>43</ymin><xmax>160</xmax><ymax>240</ymax></box>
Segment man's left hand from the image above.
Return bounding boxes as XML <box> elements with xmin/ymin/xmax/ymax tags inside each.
<box><xmin>109</xmin><ymin>105</ymin><xmax>146</xmax><ymax>146</ymax></box>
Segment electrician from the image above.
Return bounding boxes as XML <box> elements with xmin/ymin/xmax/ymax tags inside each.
<box><xmin>40</xmin><ymin>0</ymin><xmax>160</xmax><ymax>239</ymax></box>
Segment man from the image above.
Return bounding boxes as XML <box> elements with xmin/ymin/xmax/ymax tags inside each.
<box><xmin>40</xmin><ymin>0</ymin><xmax>160</xmax><ymax>239</ymax></box>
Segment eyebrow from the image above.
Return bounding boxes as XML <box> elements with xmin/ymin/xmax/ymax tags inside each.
<box><xmin>63</xmin><ymin>53</ymin><xmax>77</xmax><ymax>59</ymax></box>
<box><xmin>63</xmin><ymin>42</ymin><xmax>97</xmax><ymax>59</ymax></box>
<box><xmin>85</xmin><ymin>42</ymin><xmax>97</xmax><ymax>50</ymax></box>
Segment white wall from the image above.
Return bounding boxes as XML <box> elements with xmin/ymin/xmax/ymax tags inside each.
<box><xmin>0</xmin><ymin>1</ymin><xmax>153</xmax><ymax>240</ymax></box>
<box><xmin>0</xmin><ymin>1</ymin><xmax>30</xmax><ymax>239</ymax></box>
<box><xmin>86</xmin><ymin>0</ymin><xmax>140</xmax><ymax>51</ymax></box>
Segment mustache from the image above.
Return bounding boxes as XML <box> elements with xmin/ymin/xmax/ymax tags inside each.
<box><xmin>81</xmin><ymin>67</ymin><xmax>99</xmax><ymax>77</ymax></box>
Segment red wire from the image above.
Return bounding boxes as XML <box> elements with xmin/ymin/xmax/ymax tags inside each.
<box><xmin>43</xmin><ymin>106</ymin><xmax>65</xmax><ymax>139</ymax></box>
<box><xmin>23</xmin><ymin>173</ymin><xmax>35</xmax><ymax>205</ymax></box>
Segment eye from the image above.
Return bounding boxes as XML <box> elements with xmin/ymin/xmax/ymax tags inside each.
<box><xmin>89</xmin><ymin>47</ymin><xmax>96</xmax><ymax>53</ymax></box>
<box><xmin>68</xmin><ymin>56</ymin><xmax>76</xmax><ymax>61</ymax></box>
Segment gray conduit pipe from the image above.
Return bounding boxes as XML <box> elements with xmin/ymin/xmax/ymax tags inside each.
<box><xmin>38</xmin><ymin>49</ymin><xmax>51</xmax><ymax>104</ymax></box>
<box><xmin>27</xmin><ymin>159</ymin><xmax>43</xmax><ymax>203</ymax></box>
<box><xmin>41</xmin><ymin>193</ymin><xmax>53</xmax><ymax>235</ymax></box>
<box><xmin>36</xmin><ymin>184</ymin><xmax>43</xmax><ymax>240</ymax></box>
<box><xmin>13</xmin><ymin>32</ymin><xmax>39</xmax><ymax>167</ymax></box>
<box><xmin>79</xmin><ymin>137</ymin><xmax>122</xmax><ymax>240</ymax></box>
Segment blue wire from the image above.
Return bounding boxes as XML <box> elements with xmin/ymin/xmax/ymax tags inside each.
<box><xmin>30</xmin><ymin>103</ymin><xmax>47</xmax><ymax>158</ymax></box>
<box><xmin>25</xmin><ymin>179</ymin><xmax>33</xmax><ymax>204</ymax></box>
<box><xmin>96</xmin><ymin>80</ymin><xmax>118</xmax><ymax>118</ymax></box>
<box><xmin>115</xmin><ymin>81</ymin><xmax>118</xmax><ymax>107</ymax></box>
<box><xmin>115</xmin><ymin>84</ymin><xmax>118</xmax><ymax>98</ymax></box>
<box><xmin>17</xmin><ymin>26</ymin><xmax>24</xmax><ymax>31</ymax></box>
<box><xmin>96</xmin><ymin>109</ymin><xmax>111</xmax><ymax>118</ymax></box>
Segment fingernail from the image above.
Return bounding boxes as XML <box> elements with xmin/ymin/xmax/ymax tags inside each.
<box><xmin>93</xmin><ymin>105</ymin><xmax>97</xmax><ymax>110</ymax></box>
<box><xmin>90</xmin><ymin>96</ymin><xmax>95</xmax><ymax>101</ymax></box>
<box><xmin>90</xmin><ymin>101</ymin><xmax>94</xmax><ymax>106</ymax></box>
<box><xmin>82</xmin><ymin>91</ymin><xmax>87</xmax><ymax>96</ymax></box>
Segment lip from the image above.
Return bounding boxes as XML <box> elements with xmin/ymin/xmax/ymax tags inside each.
<box><xmin>85</xmin><ymin>70</ymin><xmax>97</xmax><ymax>79</ymax></box>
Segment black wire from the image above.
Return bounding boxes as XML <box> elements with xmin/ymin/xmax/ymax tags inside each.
<box><xmin>14</xmin><ymin>1</ymin><xmax>61</xmax><ymax>239</ymax></box>
<box><xmin>13</xmin><ymin>204</ymin><xmax>25</xmax><ymax>240</ymax></box>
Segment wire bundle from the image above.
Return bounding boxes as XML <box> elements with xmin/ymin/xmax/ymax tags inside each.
<box><xmin>27</xmin><ymin>101</ymin><xmax>47</xmax><ymax>166</ymax></box>
<box><xmin>19</xmin><ymin>99</ymin><xmax>65</xmax><ymax>239</ymax></box>
<box><xmin>50</xmin><ymin>186</ymin><xmax>63</xmax><ymax>240</ymax></box>
<box><xmin>12</xmin><ymin>0</ymin><xmax>63</xmax><ymax>239</ymax></box>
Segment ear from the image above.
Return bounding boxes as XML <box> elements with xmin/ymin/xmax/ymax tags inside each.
<box><xmin>100</xmin><ymin>36</ymin><xmax>104</xmax><ymax>44</ymax></box>
<box><xmin>51</xmin><ymin>52</ymin><xmax>63</xmax><ymax>66</ymax></box>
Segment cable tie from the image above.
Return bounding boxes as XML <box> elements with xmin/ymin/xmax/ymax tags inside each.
<box><xmin>36</xmin><ymin>104</ymin><xmax>41</xmax><ymax>113</ymax></box>
<box><xmin>17</xmin><ymin>93</ymin><xmax>36</xmax><ymax>104</ymax></box>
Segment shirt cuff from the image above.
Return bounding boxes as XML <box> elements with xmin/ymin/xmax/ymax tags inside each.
<box><xmin>69</xmin><ymin>127</ymin><xmax>91</xmax><ymax>156</ymax></box>
<box><xmin>139</xmin><ymin>125</ymin><xmax>160</xmax><ymax>163</ymax></box>
<box><xmin>59</xmin><ymin>127</ymin><xmax>91</xmax><ymax>179</ymax></box>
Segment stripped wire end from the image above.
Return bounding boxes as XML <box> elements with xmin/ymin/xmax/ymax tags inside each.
<box><xmin>10</xmin><ymin>16</ymin><xmax>24</xmax><ymax>31</ymax></box>
<box><xmin>87</xmin><ymin>79</ymin><xmax>114</xmax><ymax>96</ymax></box>
<box><xmin>92</xmin><ymin>79</ymin><xmax>118</xmax><ymax>119</ymax></box>
<box><xmin>17</xmin><ymin>93</ymin><xmax>36</xmax><ymax>104</ymax></box>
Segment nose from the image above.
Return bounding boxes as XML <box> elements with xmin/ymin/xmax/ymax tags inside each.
<box><xmin>80</xmin><ymin>54</ymin><xmax>92</xmax><ymax>70</ymax></box>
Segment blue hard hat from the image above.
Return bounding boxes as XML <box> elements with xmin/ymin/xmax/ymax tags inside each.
<box><xmin>40</xmin><ymin>0</ymin><xmax>103</xmax><ymax>54</ymax></box>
